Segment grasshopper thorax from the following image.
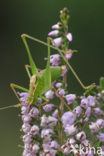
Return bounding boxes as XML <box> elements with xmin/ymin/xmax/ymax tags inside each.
<box><xmin>29</xmin><ymin>74</ymin><xmax>37</xmax><ymax>91</ymax></box>
<box><xmin>25</xmin><ymin>74</ymin><xmax>37</xmax><ymax>104</ymax></box>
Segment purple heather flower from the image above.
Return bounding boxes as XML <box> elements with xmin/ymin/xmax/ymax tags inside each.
<box><xmin>93</xmin><ymin>107</ymin><xmax>102</xmax><ymax>115</ymax></box>
<box><xmin>57</xmin><ymin>88</ymin><xmax>66</xmax><ymax>97</ymax></box>
<box><xmin>50</xmin><ymin>54</ymin><xmax>61</xmax><ymax>66</ymax></box>
<box><xmin>67</xmin><ymin>138</ymin><xmax>76</xmax><ymax>145</ymax></box>
<box><xmin>42</xmin><ymin>143</ymin><xmax>51</xmax><ymax>151</ymax></box>
<box><xmin>32</xmin><ymin>144</ymin><xmax>40</xmax><ymax>153</ymax></box>
<box><xmin>22</xmin><ymin>114</ymin><xmax>31</xmax><ymax>123</ymax></box>
<box><xmin>22</xmin><ymin>123</ymin><xmax>31</xmax><ymax>133</ymax></box>
<box><xmin>41</xmin><ymin>115</ymin><xmax>48</xmax><ymax>127</ymax></box>
<box><xmin>51</xmin><ymin>140</ymin><xmax>59</xmax><ymax>149</ymax></box>
<box><xmin>24</xmin><ymin>143</ymin><xmax>32</xmax><ymax>151</ymax></box>
<box><xmin>45</xmin><ymin>90</ymin><xmax>54</xmax><ymax>100</ymax></box>
<box><xmin>43</xmin><ymin>104</ymin><xmax>54</xmax><ymax>112</ymax></box>
<box><xmin>55</xmin><ymin>82</ymin><xmax>62</xmax><ymax>88</ymax></box>
<box><xmin>23</xmin><ymin>134</ymin><xmax>32</xmax><ymax>144</ymax></box>
<box><xmin>23</xmin><ymin>150</ymin><xmax>35</xmax><ymax>156</ymax></box>
<box><xmin>50</xmin><ymin>149</ymin><xmax>57</xmax><ymax>156</ymax></box>
<box><xmin>21</xmin><ymin>105</ymin><xmax>29</xmax><ymax>115</ymax></box>
<box><xmin>80</xmin><ymin>98</ymin><xmax>89</xmax><ymax>109</ymax></box>
<box><xmin>96</xmin><ymin>119</ymin><xmax>104</xmax><ymax>129</ymax></box>
<box><xmin>61</xmin><ymin>144</ymin><xmax>70</xmax><ymax>155</ymax></box>
<box><xmin>66</xmin><ymin>52</ymin><xmax>72</xmax><ymax>60</ymax></box>
<box><xmin>52</xmin><ymin>24</ymin><xmax>60</xmax><ymax>29</ymax></box>
<box><xmin>22</xmin><ymin>149</ymin><xmax>28</xmax><ymax>156</ymax></box>
<box><xmin>48</xmin><ymin>30</ymin><xmax>59</xmax><ymax>37</ymax></box>
<box><xmin>52</xmin><ymin>109</ymin><xmax>58</xmax><ymax>118</ymax></box>
<box><xmin>81</xmin><ymin>139</ymin><xmax>89</xmax><ymax>147</ymax></box>
<box><xmin>66</xmin><ymin>33</ymin><xmax>72</xmax><ymax>42</ymax></box>
<box><xmin>53</xmin><ymin>37</ymin><xmax>62</xmax><ymax>47</ymax></box>
<box><xmin>30</xmin><ymin>125</ymin><xmax>39</xmax><ymax>136</ymax></box>
<box><xmin>29</xmin><ymin>107</ymin><xmax>39</xmax><ymax>117</ymax></box>
<box><xmin>84</xmin><ymin>117</ymin><xmax>89</xmax><ymax>122</ymax></box>
<box><xmin>97</xmin><ymin>133</ymin><xmax>104</xmax><ymax>142</ymax></box>
<box><xmin>41</xmin><ymin>129</ymin><xmax>54</xmax><ymax>139</ymax></box>
<box><xmin>47</xmin><ymin>116</ymin><xmax>58</xmax><ymax>127</ymax></box>
<box><xmin>64</xmin><ymin>124</ymin><xmax>77</xmax><ymax>136</ymax></box>
<box><xmin>65</xmin><ymin>94</ymin><xmax>76</xmax><ymax>105</ymax></box>
<box><xmin>61</xmin><ymin>111</ymin><xmax>76</xmax><ymax>127</ymax></box>
<box><xmin>87</xmin><ymin>95</ymin><xmax>96</xmax><ymax>107</ymax></box>
<box><xmin>26</xmin><ymin>153</ymin><xmax>35</xmax><ymax>156</ymax></box>
<box><xmin>89</xmin><ymin>122</ymin><xmax>98</xmax><ymax>133</ymax></box>
<box><xmin>76</xmin><ymin>131</ymin><xmax>86</xmax><ymax>142</ymax></box>
<box><xmin>19</xmin><ymin>92</ymin><xmax>29</xmax><ymax>102</ymax></box>
<box><xmin>74</xmin><ymin>106</ymin><xmax>82</xmax><ymax>116</ymax></box>
<box><xmin>85</xmin><ymin>107</ymin><xmax>91</xmax><ymax>117</ymax></box>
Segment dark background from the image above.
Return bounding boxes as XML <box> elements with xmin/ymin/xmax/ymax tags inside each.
<box><xmin>0</xmin><ymin>0</ymin><xmax>104</xmax><ymax>155</ymax></box>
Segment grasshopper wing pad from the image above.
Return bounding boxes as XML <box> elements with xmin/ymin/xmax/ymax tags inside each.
<box><xmin>51</xmin><ymin>67</ymin><xmax>63</xmax><ymax>82</ymax></box>
<box><xmin>34</xmin><ymin>38</ymin><xmax>51</xmax><ymax>97</ymax></box>
<box><xmin>34</xmin><ymin>68</ymin><xmax>51</xmax><ymax>97</ymax></box>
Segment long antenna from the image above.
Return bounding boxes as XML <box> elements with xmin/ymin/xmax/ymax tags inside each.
<box><xmin>21</xmin><ymin>34</ymin><xmax>90</xmax><ymax>90</ymax></box>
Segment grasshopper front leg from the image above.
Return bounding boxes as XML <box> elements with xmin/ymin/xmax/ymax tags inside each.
<box><xmin>0</xmin><ymin>103</ymin><xmax>21</xmax><ymax>110</ymax></box>
<box><xmin>0</xmin><ymin>84</ymin><xmax>29</xmax><ymax>110</ymax></box>
<box><xmin>10</xmin><ymin>83</ymin><xmax>29</xmax><ymax>103</ymax></box>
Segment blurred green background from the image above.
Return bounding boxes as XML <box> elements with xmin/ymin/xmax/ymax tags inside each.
<box><xmin>0</xmin><ymin>0</ymin><xmax>104</xmax><ymax>155</ymax></box>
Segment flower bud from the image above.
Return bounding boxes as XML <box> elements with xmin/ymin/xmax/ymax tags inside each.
<box><xmin>23</xmin><ymin>134</ymin><xmax>32</xmax><ymax>144</ymax></box>
<box><xmin>43</xmin><ymin>104</ymin><xmax>54</xmax><ymax>112</ymax></box>
<box><xmin>22</xmin><ymin>114</ymin><xmax>31</xmax><ymax>123</ymax></box>
<box><xmin>74</xmin><ymin>106</ymin><xmax>82</xmax><ymax>116</ymax></box>
<box><xmin>45</xmin><ymin>90</ymin><xmax>54</xmax><ymax>99</ymax></box>
<box><xmin>65</xmin><ymin>124</ymin><xmax>77</xmax><ymax>136</ymax></box>
<box><xmin>66</xmin><ymin>53</ymin><xmax>72</xmax><ymax>60</ymax></box>
<box><xmin>30</xmin><ymin>125</ymin><xmax>39</xmax><ymax>136</ymax></box>
<box><xmin>53</xmin><ymin>37</ymin><xmax>62</xmax><ymax>47</ymax></box>
<box><xmin>80</xmin><ymin>98</ymin><xmax>89</xmax><ymax>109</ymax></box>
<box><xmin>93</xmin><ymin>107</ymin><xmax>102</xmax><ymax>115</ymax></box>
<box><xmin>66</xmin><ymin>33</ymin><xmax>72</xmax><ymax>42</ymax></box>
<box><xmin>50</xmin><ymin>54</ymin><xmax>61</xmax><ymax>66</ymax></box>
<box><xmin>47</xmin><ymin>116</ymin><xmax>58</xmax><ymax>127</ymax></box>
<box><xmin>48</xmin><ymin>30</ymin><xmax>59</xmax><ymax>37</ymax></box>
<box><xmin>29</xmin><ymin>107</ymin><xmax>39</xmax><ymax>117</ymax></box>
<box><xmin>32</xmin><ymin>144</ymin><xmax>40</xmax><ymax>153</ymax></box>
<box><xmin>65</xmin><ymin>94</ymin><xmax>76</xmax><ymax>105</ymax></box>
<box><xmin>76</xmin><ymin>131</ymin><xmax>86</xmax><ymax>142</ymax></box>
<box><xmin>22</xmin><ymin>123</ymin><xmax>31</xmax><ymax>133</ymax></box>
<box><xmin>52</xmin><ymin>24</ymin><xmax>60</xmax><ymax>29</ymax></box>
<box><xmin>55</xmin><ymin>82</ymin><xmax>62</xmax><ymax>88</ymax></box>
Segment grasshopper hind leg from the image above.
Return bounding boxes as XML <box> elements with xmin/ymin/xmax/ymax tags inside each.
<box><xmin>51</xmin><ymin>86</ymin><xmax>74</xmax><ymax>113</ymax></box>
